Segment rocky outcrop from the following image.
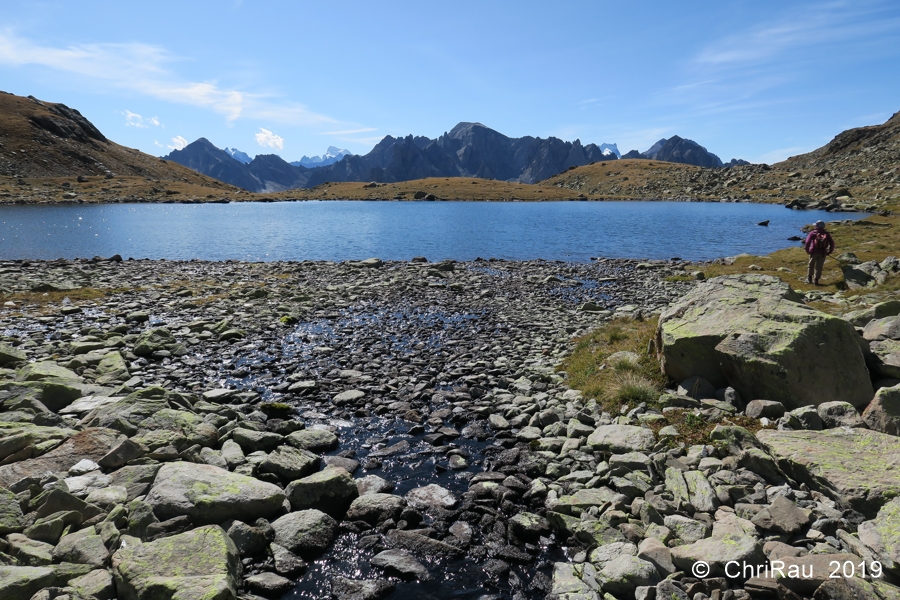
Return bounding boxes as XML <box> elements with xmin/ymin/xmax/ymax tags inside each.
<box><xmin>657</xmin><ymin>274</ymin><xmax>873</xmax><ymax>410</ymax></box>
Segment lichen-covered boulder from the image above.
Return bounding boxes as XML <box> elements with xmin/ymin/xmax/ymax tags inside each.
<box><xmin>15</xmin><ymin>361</ymin><xmax>82</xmax><ymax>383</ymax></box>
<box><xmin>0</xmin><ymin>486</ymin><xmax>25</xmax><ymax>535</ymax></box>
<box><xmin>758</xmin><ymin>428</ymin><xmax>900</xmax><ymax>518</ymax></box>
<box><xmin>657</xmin><ymin>274</ymin><xmax>873</xmax><ymax>410</ymax></box>
<box><xmin>145</xmin><ymin>462</ymin><xmax>285</xmax><ymax>524</ymax></box>
<box><xmin>112</xmin><ymin>525</ymin><xmax>240</xmax><ymax>600</ymax></box>
<box><xmin>0</xmin><ymin>566</ymin><xmax>58</xmax><ymax>599</ymax></box>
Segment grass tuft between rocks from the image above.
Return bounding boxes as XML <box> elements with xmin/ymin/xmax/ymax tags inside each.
<box><xmin>558</xmin><ymin>317</ymin><xmax>666</xmax><ymax>412</ymax></box>
<box><xmin>559</xmin><ymin>316</ymin><xmax>770</xmax><ymax>446</ymax></box>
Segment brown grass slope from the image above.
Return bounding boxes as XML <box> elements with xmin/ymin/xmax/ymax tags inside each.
<box><xmin>266</xmin><ymin>177</ymin><xmax>583</xmax><ymax>201</ymax></box>
<box><xmin>0</xmin><ymin>91</ymin><xmax>242</xmax><ymax>203</ymax></box>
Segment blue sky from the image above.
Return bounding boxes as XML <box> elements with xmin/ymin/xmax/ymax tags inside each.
<box><xmin>1</xmin><ymin>1</ymin><xmax>898</xmax><ymax>164</ymax></box>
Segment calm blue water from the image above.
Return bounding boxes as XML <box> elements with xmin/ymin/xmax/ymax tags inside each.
<box><xmin>0</xmin><ymin>201</ymin><xmax>864</xmax><ymax>262</ymax></box>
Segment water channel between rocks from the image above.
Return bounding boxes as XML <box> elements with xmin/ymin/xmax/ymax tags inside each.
<box><xmin>0</xmin><ymin>256</ymin><xmax>703</xmax><ymax>599</ymax></box>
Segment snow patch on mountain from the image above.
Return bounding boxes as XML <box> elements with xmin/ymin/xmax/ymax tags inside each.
<box><xmin>224</xmin><ymin>148</ymin><xmax>252</xmax><ymax>164</ymax></box>
<box><xmin>598</xmin><ymin>143</ymin><xmax>620</xmax><ymax>158</ymax></box>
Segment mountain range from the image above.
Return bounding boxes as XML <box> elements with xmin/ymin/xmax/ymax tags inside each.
<box><xmin>164</xmin><ymin>123</ymin><xmax>646</xmax><ymax>192</ymax></box>
<box><xmin>1</xmin><ymin>89</ymin><xmax>896</xmax><ymax>207</ymax></box>
<box><xmin>291</xmin><ymin>146</ymin><xmax>353</xmax><ymax>168</ymax></box>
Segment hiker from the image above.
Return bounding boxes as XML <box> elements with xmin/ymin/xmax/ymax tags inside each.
<box><xmin>804</xmin><ymin>220</ymin><xmax>835</xmax><ymax>285</ymax></box>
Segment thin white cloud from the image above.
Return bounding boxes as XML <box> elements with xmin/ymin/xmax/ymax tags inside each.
<box><xmin>123</xmin><ymin>110</ymin><xmax>162</xmax><ymax>128</ymax></box>
<box><xmin>153</xmin><ymin>140</ymin><xmax>163</xmax><ymax>147</ymax></box>
<box><xmin>695</xmin><ymin>2</ymin><xmax>900</xmax><ymax>67</ymax></box>
<box><xmin>255</xmin><ymin>128</ymin><xmax>284</xmax><ymax>150</ymax></box>
<box><xmin>650</xmin><ymin>80</ymin><xmax>718</xmax><ymax>96</ymax></box>
<box><xmin>167</xmin><ymin>135</ymin><xmax>188</xmax><ymax>151</ymax></box>
<box><xmin>607</xmin><ymin>127</ymin><xmax>671</xmax><ymax>154</ymax></box>
<box><xmin>754</xmin><ymin>146</ymin><xmax>809</xmax><ymax>165</ymax></box>
<box><xmin>336</xmin><ymin>135</ymin><xmax>386</xmax><ymax>147</ymax></box>
<box><xmin>0</xmin><ymin>30</ymin><xmax>342</xmax><ymax>127</ymax></box>
<box><xmin>324</xmin><ymin>127</ymin><xmax>377</xmax><ymax>136</ymax></box>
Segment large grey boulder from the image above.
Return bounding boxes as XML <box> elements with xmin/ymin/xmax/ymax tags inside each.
<box><xmin>271</xmin><ymin>510</ymin><xmax>337</xmax><ymax>557</ymax></box>
<box><xmin>285</xmin><ymin>467</ymin><xmax>358</xmax><ymax>518</ymax></box>
<box><xmin>863</xmin><ymin>315</ymin><xmax>900</xmax><ymax>342</ymax></box>
<box><xmin>587</xmin><ymin>425</ymin><xmax>655</xmax><ymax>454</ymax></box>
<box><xmin>259</xmin><ymin>445</ymin><xmax>320</xmax><ymax>481</ymax></box>
<box><xmin>145</xmin><ymin>462</ymin><xmax>285</xmax><ymax>524</ymax></box>
<box><xmin>858</xmin><ymin>497</ymin><xmax>900</xmax><ymax>576</ymax></box>
<box><xmin>844</xmin><ymin>300</ymin><xmax>900</xmax><ymax>326</ymax></box>
<box><xmin>758</xmin><ymin>428</ymin><xmax>900</xmax><ymax>517</ymax></box>
<box><xmin>0</xmin><ymin>566</ymin><xmax>58</xmax><ymax>599</ymax></box>
<box><xmin>0</xmin><ymin>343</ymin><xmax>26</xmax><ymax>366</ymax></box>
<box><xmin>112</xmin><ymin>525</ymin><xmax>240</xmax><ymax>600</ymax></box>
<box><xmin>0</xmin><ymin>427</ymin><xmax>119</xmax><ymax>488</ymax></box>
<box><xmin>670</xmin><ymin>531</ymin><xmax>764</xmax><ymax>578</ymax></box>
<box><xmin>286</xmin><ymin>429</ymin><xmax>338</xmax><ymax>452</ymax></box>
<box><xmin>0</xmin><ymin>486</ymin><xmax>25</xmax><ymax>534</ymax></box>
<box><xmin>52</xmin><ymin>531</ymin><xmax>109</xmax><ymax>568</ymax></box>
<box><xmin>346</xmin><ymin>493</ymin><xmax>405</xmax><ymax>525</ymax></box>
<box><xmin>863</xmin><ymin>383</ymin><xmax>900</xmax><ymax>435</ymax></box>
<box><xmin>656</xmin><ymin>274</ymin><xmax>873</xmax><ymax>410</ymax></box>
<box><xmin>871</xmin><ymin>339</ymin><xmax>900</xmax><ymax>379</ymax></box>
<box><xmin>817</xmin><ymin>401</ymin><xmax>865</xmax><ymax>428</ymax></box>
<box><xmin>598</xmin><ymin>555</ymin><xmax>659</xmax><ymax>597</ymax></box>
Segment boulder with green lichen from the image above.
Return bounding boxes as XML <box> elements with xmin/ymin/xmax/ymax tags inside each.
<box><xmin>111</xmin><ymin>525</ymin><xmax>240</xmax><ymax>600</ymax></box>
<box><xmin>145</xmin><ymin>462</ymin><xmax>285</xmax><ymax>524</ymax></box>
<box><xmin>657</xmin><ymin>274</ymin><xmax>873</xmax><ymax>410</ymax></box>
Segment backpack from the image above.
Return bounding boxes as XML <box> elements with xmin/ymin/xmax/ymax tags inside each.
<box><xmin>812</xmin><ymin>232</ymin><xmax>828</xmax><ymax>253</ymax></box>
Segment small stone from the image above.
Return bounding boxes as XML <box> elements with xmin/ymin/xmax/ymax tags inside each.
<box><xmin>817</xmin><ymin>401</ymin><xmax>865</xmax><ymax>428</ymax></box>
<box><xmin>405</xmin><ymin>484</ymin><xmax>456</xmax><ymax>510</ymax></box>
<box><xmin>245</xmin><ymin>571</ymin><xmax>294</xmax><ymax>596</ymax></box>
<box><xmin>371</xmin><ymin>549</ymin><xmax>431</xmax><ymax>580</ymax></box>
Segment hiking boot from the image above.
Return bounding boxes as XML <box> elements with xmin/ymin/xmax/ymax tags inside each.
<box><xmin>814</xmin><ymin>280</ymin><xmax>820</xmax><ymax>286</ymax></box>
<box><xmin>806</xmin><ymin>278</ymin><xmax>813</xmax><ymax>284</ymax></box>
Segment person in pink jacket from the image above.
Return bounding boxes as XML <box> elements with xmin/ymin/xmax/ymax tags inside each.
<box><xmin>804</xmin><ymin>220</ymin><xmax>835</xmax><ymax>285</ymax></box>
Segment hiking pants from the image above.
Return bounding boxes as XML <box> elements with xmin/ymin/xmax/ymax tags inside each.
<box><xmin>808</xmin><ymin>253</ymin><xmax>826</xmax><ymax>282</ymax></box>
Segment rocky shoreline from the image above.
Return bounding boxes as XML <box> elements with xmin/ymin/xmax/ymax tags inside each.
<box><xmin>0</xmin><ymin>258</ymin><xmax>899</xmax><ymax>600</ymax></box>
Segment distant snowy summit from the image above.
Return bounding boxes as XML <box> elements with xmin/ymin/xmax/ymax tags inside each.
<box><xmin>598</xmin><ymin>143</ymin><xmax>620</xmax><ymax>158</ymax></box>
<box><xmin>291</xmin><ymin>146</ymin><xmax>353</xmax><ymax>168</ymax></box>
<box><xmin>224</xmin><ymin>148</ymin><xmax>252</xmax><ymax>164</ymax></box>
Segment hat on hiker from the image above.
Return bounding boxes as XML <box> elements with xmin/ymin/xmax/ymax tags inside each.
<box><xmin>815</xmin><ymin>220</ymin><xmax>825</xmax><ymax>229</ymax></box>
